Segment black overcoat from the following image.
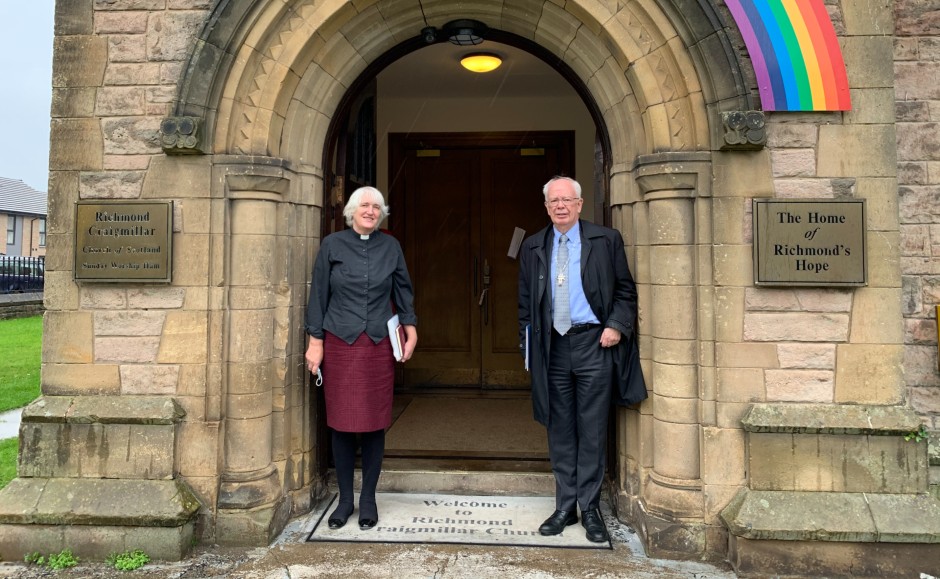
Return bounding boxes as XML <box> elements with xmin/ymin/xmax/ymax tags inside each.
<box><xmin>518</xmin><ymin>220</ymin><xmax>648</xmax><ymax>426</ymax></box>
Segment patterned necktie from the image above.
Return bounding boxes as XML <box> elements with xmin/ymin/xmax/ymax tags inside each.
<box><xmin>554</xmin><ymin>234</ymin><xmax>571</xmax><ymax>335</ymax></box>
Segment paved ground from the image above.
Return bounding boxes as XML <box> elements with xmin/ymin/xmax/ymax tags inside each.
<box><xmin>0</xmin><ymin>408</ymin><xmax>20</xmax><ymax>440</ymax></box>
<box><xmin>0</xmin><ymin>494</ymin><xmax>737</xmax><ymax>578</ymax></box>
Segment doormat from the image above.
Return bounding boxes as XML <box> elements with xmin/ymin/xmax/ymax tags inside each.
<box><xmin>386</xmin><ymin>397</ymin><xmax>547</xmax><ymax>457</ymax></box>
<box><xmin>307</xmin><ymin>493</ymin><xmax>611</xmax><ymax>549</ymax></box>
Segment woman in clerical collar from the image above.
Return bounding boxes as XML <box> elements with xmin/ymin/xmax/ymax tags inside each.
<box><xmin>304</xmin><ymin>186</ymin><xmax>418</xmax><ymax>531</ymax></box>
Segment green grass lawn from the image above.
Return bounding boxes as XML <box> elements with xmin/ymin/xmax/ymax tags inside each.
<box><xmin>0</xmin><ymin>315</ymin><xmax>42</xmax><ymax>413</ymax></box>
<box><xmin>0</xmin><ymin>437</ymin><xmax>17</xmax><ymax>489</ymax></box>
<box><xmin>0</xmin><ymin>315</ymin><xmax>42</xmax><ymax>490</ymax></box>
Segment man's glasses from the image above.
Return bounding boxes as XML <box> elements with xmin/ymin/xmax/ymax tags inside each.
<box><xmin>545</xmin><ymin>197</ymin><xmax>581</xmax><ymax>207</ymax></box>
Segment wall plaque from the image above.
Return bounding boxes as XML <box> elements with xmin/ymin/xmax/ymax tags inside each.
<box><xmin>753</xmin><ymin>199</ymin><xmax>866</xmax><ymax>287</ymax></box>
<box><xmin>74</xmin><ymin>201</ymin><xmax>172</xmax><ymax>282</ymax></box>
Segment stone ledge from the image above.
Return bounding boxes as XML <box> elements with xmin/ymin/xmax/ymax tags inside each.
<box><xmin>0</xmin><ymin>521</ymin><xmax>195</xmax><ymax>562</ymax></box>
<box><xmin>727</xmin><ymin>536</ymin><xmax>940</xmax><ymax>578</ymax></box>
<box><xmin>21</xmin><ymin>395</ymin><xmax>185</xmax><ymax>425</ymax></box>
<box><xmin>0</xmin><ymin>478</ymin><xmax>200</xmax><ymax>526</ymax></box>
<box><xmin>742</xmin><ymin>403</ymin><xmax>921</xmax><ymax>435</ymax></box>
<box><xmin>721</xmin><ymin>489</ymin><xmax>940</xmax><ymax>543</ymax></box>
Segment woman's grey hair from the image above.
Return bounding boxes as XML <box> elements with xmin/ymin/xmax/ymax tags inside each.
<box><xmin>343</xmin><ymin>186</ymin><xmax>390</xmax><ymax>227</ymax></box>
<box><xmin>542</xmin><ymin>176</ymin><xmax>582</xmax><ymax>200</ymax></box>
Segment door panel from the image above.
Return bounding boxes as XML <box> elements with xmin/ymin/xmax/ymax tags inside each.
<box><xmin>389</xmin><ymin>132</ymin><xmax>573</xmax><ymax>388</ymax></box>
<box><xmin>403</xmin><ymin>149</ymin><xmax>481</xmax><ymax>385</ymax></box>
<box><xmin>480</xmin><ymin>150</ymin><xmax>555</xmax><ymax>387</ymax></box>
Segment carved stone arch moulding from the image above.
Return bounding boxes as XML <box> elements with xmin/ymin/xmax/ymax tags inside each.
<box><xmin>162</xmin><ymin>0</ymin><xmax>756</xmax><ymax>160</ymax></box>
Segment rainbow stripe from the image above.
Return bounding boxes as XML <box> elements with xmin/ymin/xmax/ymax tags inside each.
<box><xmin>725</xmin><ymin>0</ymin><xmax>851</xmax><ymax>111</ymax></box>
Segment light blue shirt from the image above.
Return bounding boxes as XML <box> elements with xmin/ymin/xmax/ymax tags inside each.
<box><xmin>550</xmin><ymin>222</ymin><xmax>599</xmax><ymax>325</ymax></box>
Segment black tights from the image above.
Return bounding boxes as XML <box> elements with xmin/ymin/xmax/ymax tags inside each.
<box><xmin>331</xmin><ymin>429</ymin><xmax>385</xmax><ymax>521</ymax></box>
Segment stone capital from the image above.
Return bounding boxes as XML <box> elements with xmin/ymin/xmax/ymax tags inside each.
<box><xmin>632</xmin><ymin>152</ymin><xmax>712</xmax><ymax>199</ymax></box>
<box><xmin>214</xmin><ymin>156</ymin><xmax>293</xmax><ymax>201</ymax></box>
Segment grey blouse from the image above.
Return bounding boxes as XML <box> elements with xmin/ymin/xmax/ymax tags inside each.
<box><xmin>305</xmin><ymin>228</ymin><xmax>417</xmax><ymax>344</ymax></box>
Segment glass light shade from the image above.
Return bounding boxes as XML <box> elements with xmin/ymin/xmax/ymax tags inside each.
<box><xmin>460</xmin><ymin>53</ymin><xmax>502</xmax><ymax>73</ymax></box>
<box><xmin>444</xmin><ymin>19</ymin><xmax>488</xmax><ymax>46</ymax></box>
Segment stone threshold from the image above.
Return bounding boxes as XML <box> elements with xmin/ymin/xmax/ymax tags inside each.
<box><xmin>360</xmin><ymin>468</ymin><xmax>556</xmax><ymax>496</ymax></box>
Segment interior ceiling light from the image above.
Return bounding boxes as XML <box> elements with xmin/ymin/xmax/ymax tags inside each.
<box><xmin>443</xmin><ymin>19</ymin><xmax>488</xmax><ymax>46</ymax></box>
<box><xmin>460</xmin><ymin>53</ymin><xmax>502</xmax><ymax>73</ymax></box>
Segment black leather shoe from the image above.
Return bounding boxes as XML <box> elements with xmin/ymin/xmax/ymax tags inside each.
<box><xmin>538</xmin><ymin>509</ymin><xmax>578</xmax><ymax>536</ymax></box>
<box><xmin>581</xmin><ymin>509</ymin><xmax>609</xmax><ymax>543</ymax></box>
<box><xmin>328</xmin><ymin>514</ymin><xmax>350</xmax><ymax>529</ymax></box>
<box><xmin>327</xmin><ymin>502</ymin><xmax>353</xmax><ymax>529</ymax></box>
<box><xmin>358</xmin><ymin>501</ymin><xmax>378</xmax><ymax>530</ymax></box>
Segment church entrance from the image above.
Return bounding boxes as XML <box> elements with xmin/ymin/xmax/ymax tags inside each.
<box><xmin>320</xmin><ymin>41</ymin><xmax>593</xmax><ymax>470</ymax></box>
<box><xmin>388</xmin><ymin>131</ymin><xmax>573</xmax><ymax>389</ymax></box>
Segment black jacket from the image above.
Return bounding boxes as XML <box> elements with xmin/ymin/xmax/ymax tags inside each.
<box><xmin>518</xmin><ymin>220</ymin><xmax>647</xmax><ymax>425</ymax></box>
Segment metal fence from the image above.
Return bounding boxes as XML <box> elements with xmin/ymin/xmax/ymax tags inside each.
<box><xmin>0</xmin><ymin>255</ymin><xmax>45</xmax><ymax>293</ymax></box>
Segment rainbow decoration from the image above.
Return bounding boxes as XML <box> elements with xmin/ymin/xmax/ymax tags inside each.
<box><xmin>725</xmin><ymin>0</ymin><xmax>851</xmax><ymax>111</ymax></box>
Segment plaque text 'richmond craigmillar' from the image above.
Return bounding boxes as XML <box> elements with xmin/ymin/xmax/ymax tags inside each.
<box><xmin>753</xmin><ymin>200</ymin><xmax>866</xmax><ymax>287</ymax></box>
<box><xmin>75</xmin><ymin>203</ymin><xmax>173</xmax><ymax>282</ymax></box>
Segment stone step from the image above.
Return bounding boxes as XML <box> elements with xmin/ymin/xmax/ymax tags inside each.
<box><xmin>0</xmin><ymin>477</ymin><xmax>200</xmax><ymax>561</ymax></box>
<box><xmin>351</xmin><ymin>468</ymin><xmax>556</xmax><ymax>496</ymax></box>
<box><xmin>721</xmin><ymin>489</ymin><xmax>940</xmax><ymax>577</ymax></box>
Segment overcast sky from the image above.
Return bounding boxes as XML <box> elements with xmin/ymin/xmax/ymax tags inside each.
<box><xmin>0</xmin><ymin>3</ymin><xmax>54</xmax><ymax>192</ymax></box>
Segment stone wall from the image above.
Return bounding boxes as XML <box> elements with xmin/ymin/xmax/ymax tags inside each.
<box><xmin>0</xmin><ymin>294</ymin><xmax>44</xmax><ymax>320</ymax></box>
<box><xmin>49</xmin><ymin>0</ymin><xmax>228</xmax><ymax>540</ymax></box>
<box><xmin>895</xmin><ymin>0</ymin><xmax>940</xmax><ymax>425</ymax></box>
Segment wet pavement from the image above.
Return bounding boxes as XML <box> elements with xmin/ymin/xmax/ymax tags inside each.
<box><xmin>0</xmin><ymin>407</ymin><xmax>21</xmax><ymax>440</ymax></box>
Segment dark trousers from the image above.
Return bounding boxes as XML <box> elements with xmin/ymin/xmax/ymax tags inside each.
<box><xmin>547</xmin><ymin>326</ymin><xmax>612</xmax><ymax>512</ymax></box>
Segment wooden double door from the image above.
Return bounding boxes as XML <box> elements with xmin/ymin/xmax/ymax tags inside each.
<box><xmin>388</xmin><ymin>132</ymin><xmax>574</xmax><ymax>388</ymax></box>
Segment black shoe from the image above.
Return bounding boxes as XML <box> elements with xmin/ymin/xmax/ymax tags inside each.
<box><xmin>581</xmin><ymin>509</ymin><xmax>609</xmax><ymax>543</ymax></box>
<box><xmin>538</xmin><ymin>509</ymin><xmax>578</xmax><ymax>536</ymax></box>
<box><xmin>358</xmin><ymin>500</ymin><xmax>378</xmax><ymax>530</ymax></box>
<box><xmin>327</xmin><ymin>502</ymin><xmax>353</xmax><ymax>529</ymax></box>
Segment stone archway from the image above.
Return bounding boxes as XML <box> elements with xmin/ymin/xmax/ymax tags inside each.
<box><xmin>157</xmin><ymin>0</ymin><xmax>761</xmax><ymax>556</ymax></box>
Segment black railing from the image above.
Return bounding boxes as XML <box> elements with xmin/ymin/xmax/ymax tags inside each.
<box><xmin>0</xmin><ymin>255</ymin><xmax>45</xmax><ymax>293</ymax></box>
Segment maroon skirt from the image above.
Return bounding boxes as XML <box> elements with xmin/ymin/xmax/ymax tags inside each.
<box><xmin>322</xmin><ymin>331</ymin><xmax>395</xmax><ymax>432</ymax></box>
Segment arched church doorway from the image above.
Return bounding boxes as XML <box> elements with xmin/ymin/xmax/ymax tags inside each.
<box><xmin>320</xmin><ymin>37</ymin><xmax>608</xmax><ymax>472</ymax></box>
<box><xmin>155</xmin><ymin>0</ymin><xmax>752</xmax><ymax>554</ymax></box>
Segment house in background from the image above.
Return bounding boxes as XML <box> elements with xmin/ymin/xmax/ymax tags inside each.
<box><xmin>0</xmin><ymin>176</ymin><xmax>47</xmax><ymax>257</ymax></box>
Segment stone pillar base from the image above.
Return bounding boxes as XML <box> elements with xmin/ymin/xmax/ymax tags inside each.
<box><xmin>610</xmin><ymin>486</ymin><xmax>727</xmax><ymax>562</ymax></box>
<box><xmin>216</xmin><ymin>497</ymin><xmax>291</xmax><ymax>546</ymax></box>
<box><xmin>216</xmin><ymin>466</ymin><xmax>290</xmax><ymax>546</ymax></box>
<box><xmin>0</xmin><ymin>478</ymin><xmax>200</xmax><ymax>561</ymax></box>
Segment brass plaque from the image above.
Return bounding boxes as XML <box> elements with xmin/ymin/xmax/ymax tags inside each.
<box><xmin>753</xmin><ymin>199</ymin><xmax>866</xmax><ymax>287</ymax></box>
<box><xmin>75</xmin><ymin>202</ymin><xmax>172</xmax><ymax>282</ymax></box>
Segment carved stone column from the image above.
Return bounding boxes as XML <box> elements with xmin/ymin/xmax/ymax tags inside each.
<box><xmin>632</xmin><ymin>152</ymin><xmax>713</xmax><ymax>558</ymax></box>
<box><xmin>215</xmin><ymin>163</ymin><xmax>292</xmax><ymax>545</ymax></box>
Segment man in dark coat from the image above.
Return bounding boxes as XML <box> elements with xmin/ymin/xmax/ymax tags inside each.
<box><xmin>518</xmin><ymin>176</ymin><xmax>646</xmax><ymax>543</ymax></box>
